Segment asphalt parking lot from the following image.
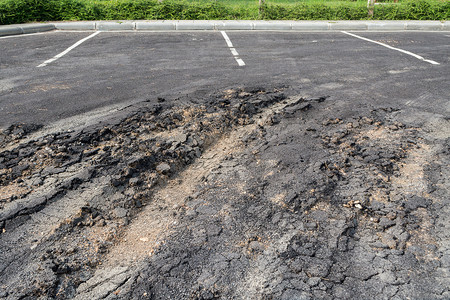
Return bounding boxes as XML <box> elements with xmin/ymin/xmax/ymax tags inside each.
<box><xmin>1</xmin><ymin>29</ymin><xmax>449</xmax><ymax>299</ymax></box>
<box><xmin>0</xmin><ymin>30</ymin><xmax>448</xmax><ymax>129</ymax></box>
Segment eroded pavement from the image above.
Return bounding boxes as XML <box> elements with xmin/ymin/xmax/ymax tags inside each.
<box><xmin>0</xmin><ymin>87</ymin><xmax>449</xmax><ymax>299</ymax></box>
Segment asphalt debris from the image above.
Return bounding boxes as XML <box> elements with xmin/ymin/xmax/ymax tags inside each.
<box><xmin>0</xmin><ymin>87</ymin><xmax>448</xmax><ymax>299</ymax></box>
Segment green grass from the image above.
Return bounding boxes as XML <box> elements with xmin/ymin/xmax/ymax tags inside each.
<box><xmin>0</xmin><ymin>0</ymin><xmax>448</xmax><ymax>25</ymax></box>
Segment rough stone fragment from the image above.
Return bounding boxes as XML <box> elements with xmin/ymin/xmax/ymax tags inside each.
<box><xmin>156</xmin><ymin>163</ymin><xmax>171</xmax><ymax>174</ymax></box>
<box><xmin>113</xmin><ymin>208</ymin><xmax>128</xmax><ymax>219</ymax></box>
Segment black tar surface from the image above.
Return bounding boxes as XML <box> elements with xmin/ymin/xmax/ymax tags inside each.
<box><xmin>0</xmin><ymin>31</ymin><xmax>448</xmax><ymax>129</ymax></box>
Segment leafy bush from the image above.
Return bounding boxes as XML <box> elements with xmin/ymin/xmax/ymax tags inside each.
<box><xmin>0</xmin><ymin>0</ymin><xmax>447</xmax><ymax>25</ymax></box>
<box><xmin>0</xmin><ymin>0</ymin><xmax>59</xmax><ymax>24</ymax></box>
<box><xmin>262</xmin><ymin>2</ymin><xmax>367</xmax><ymax>20</ymax></box>
<box><xmin>262</xmin><ymin>0</ymin><xmax>448</xmax><ymax>20</ymax></box>
<box><xmin>374</xmin><ymin>0</ymin><xmax>450</xmax><ymax>20</ymax></box>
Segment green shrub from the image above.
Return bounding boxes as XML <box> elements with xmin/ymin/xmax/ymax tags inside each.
<box><xmin>0</xmin><ymin>0</ymin><xmax>59</xmax><ymax>24</ymax></box>
<box><xmin>263</xmin><ymin>2</ymin><xmax>368</xmax><ymax>20</ymax></box>
<box><xmin>0</xmin><ymin>0</ymin><xmax>447</xmax><ymax>25</ymax></box>
<box><xmin>374</xmin><ymin>0</ymin><xmax>450</xmax><ymax>20</ymax></box>
<box><xmin>262</xmin><ymin>0</ymin><xmax>448</xmax><ymax>20</ymax></box>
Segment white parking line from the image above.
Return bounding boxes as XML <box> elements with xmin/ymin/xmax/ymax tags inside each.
<box><xmin>0</xmin><ymin>32</ymin><xmax>56</xmax><ymax>40</ymax></box>
<box><xmin>342</xmin><ymin>31</ymin><xmax>440</xmax><ymax>65</ymax></box>
<box><xmin>230</xmin><ymin>48</ymin><xmax>239</xmax><ymax>56</ymax></box>
<box><xmin>220</xmin><ymin>31</ymin><xmax>245</xmax><ymax>67</ymax></box>
<box><xmin>37</xmin><ymin>31</ymin><xmax>100</xmax><ymax>68</ymax></box>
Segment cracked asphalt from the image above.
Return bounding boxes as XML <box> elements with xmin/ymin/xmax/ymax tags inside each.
<box><xmin>0</xmin><ymin>31</ymin><xmax>449</xmax><ymax>299</ymax></box>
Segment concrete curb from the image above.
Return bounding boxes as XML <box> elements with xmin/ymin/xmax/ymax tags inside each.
<box><xmin>52</xmin><ymin>21</ymin><xmax>96</xmax><ymax>31</ymax></box>
<box><xmin>59</xmin><ymin>20</ymin><xmax>449</xmax><ymax>32</ymax></box>
<box><xmin>0</xmin><ymin>23</ymin><xmax>55</xmax><ymax>37</ymax></box>
<box><xmin>1</xmin><ymin>21</ymin><xmax>448</xmax><ymax>37</ymax></box>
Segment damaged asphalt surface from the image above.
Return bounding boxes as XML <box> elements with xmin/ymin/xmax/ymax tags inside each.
<box><xmin>1</xmin><ymin>87</ymin><xmax>449</xmax><ymax>299</ymax></box>
<box><xmin>0</xmin><ymin>31</ymin><xmax>449</xmax><ymax>299</ymax></box>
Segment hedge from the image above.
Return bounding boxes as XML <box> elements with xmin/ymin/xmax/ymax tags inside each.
<box><xmin>0</xmin><ymin>0</ymin><xmax>448</xmax><ymax>25</ymax></box>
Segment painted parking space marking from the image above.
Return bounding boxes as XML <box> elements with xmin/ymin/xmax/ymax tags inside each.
<box><xmin>342</xmin><ymin>31</ymin><xmax>440</xmax><ymax>65</ymax></box>
<box><xmin>37</xmin><ymin>31</ymin><xmax>100</xmax><ymax>68</ymax></box>
<box><xmin>0</xmin><ymin>32</ymin><xmax>56</xmax><ymax>40</ymax></box>
<box><xmin>220</xmin><ymin>31</ymin><xmax>245</xmax><ymax>67</ymax></box>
